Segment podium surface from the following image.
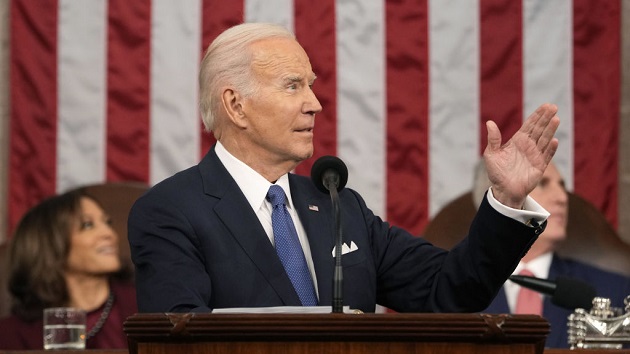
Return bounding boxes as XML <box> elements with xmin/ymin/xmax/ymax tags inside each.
<box><xmin>124</xmin><ymin>312</ymin><xmax>549</xmax><ymax>354</ymax></box>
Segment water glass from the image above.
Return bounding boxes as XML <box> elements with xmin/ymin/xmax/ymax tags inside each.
<box><xmin>43</xmin><ymin>307</ymin><xmax>86</xmax><ymax>350</ymax></box>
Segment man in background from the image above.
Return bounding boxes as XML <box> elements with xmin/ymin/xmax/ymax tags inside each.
<box><xmin>474</xmin><ymin>160</ymin><xmax>630</xmax><ymax>348</ymax></box>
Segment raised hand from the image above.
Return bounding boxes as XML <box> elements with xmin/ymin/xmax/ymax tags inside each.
<box><xmin>483</xmin><ymin>103</ymin><xmax>560</xmax><ymax>209</ymax></box>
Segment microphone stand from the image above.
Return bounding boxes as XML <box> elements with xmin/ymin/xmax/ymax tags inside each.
<box><xmin>326</xmin><ymin>179</ymin><xmax>343</xmax><ymax>313</ymax></box>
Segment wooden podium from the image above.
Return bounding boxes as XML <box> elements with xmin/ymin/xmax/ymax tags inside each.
<box><xmin>124</xmin><ymin>312</ymin><xmax>549</xmax><ymax>354</ymax></box>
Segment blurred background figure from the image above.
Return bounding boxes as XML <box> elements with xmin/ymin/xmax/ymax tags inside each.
<box><xmin>0</xmin><ymin>188</ymin><xmax>137</xmax><ymax>349</ymax></box>
<box><xmin>473</xmin><ymin>160</ymin><xmax>630</xmax><ymax>348</ymax></box>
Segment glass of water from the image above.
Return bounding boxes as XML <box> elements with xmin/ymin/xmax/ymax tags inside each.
<box><xmin>43</xmin><ymin>307</ymin><xmax>86</xmax><ymax>350</ymax></box>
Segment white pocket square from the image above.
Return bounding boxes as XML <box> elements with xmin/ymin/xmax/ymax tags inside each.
<box><xmin>331</xmin><ymin>241</ymin><xmax>359</xmax><ymax>257</ymax></box>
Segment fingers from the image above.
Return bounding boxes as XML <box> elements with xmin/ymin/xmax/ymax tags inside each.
<box><xmin>537</xmin><ymin>114</ymin><xmax>560</xmax><ymax>152</ymax></box>
<box><xmin>520</xmin><ymin>104</ymin><xmax>546</xmax><ymax>135</ymax></box>
<box><xmin>485</xmin><ymin>120</ymin><xmax>501</xmax><ymax>152</ymax></box>
<box><xmin>527</xmin><ymin>103</ymin><xmax>560</xmax><ymax>165</ymax></box>
<box><xmin>486</xmin><ymin>104</ymin><xmax>559</xmax><ymax>161</ymax></box>
<box><xmin>542</xmin><ymin>138</ymin><xmax>560</xmax><ymax>165</ymax></box>
<box><xmin>526</xmin><ymin>103</ymin><xmax>558</xmax><ymax>142</ymax></box>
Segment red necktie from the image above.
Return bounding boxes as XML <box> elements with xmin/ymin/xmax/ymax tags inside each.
<box><xmin>514</xmin><ymin>268</ymin><xmax>543</xmax><ymax>315</ymax></box>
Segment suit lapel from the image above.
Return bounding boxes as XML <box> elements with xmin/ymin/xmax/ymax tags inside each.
<box><xmin>289</xmin><ymin>174</ymin><xmax>336</xmax><ymax>305</ymax></box>
<box><xmin>548</xmin><ymin>254</ymin><xmax>567</xmax><ymax>278</ymax></box>
<box><xmin>199</xmin><ymin>147</ymin><xmax>302</xmax><ymax>306</ymax></box>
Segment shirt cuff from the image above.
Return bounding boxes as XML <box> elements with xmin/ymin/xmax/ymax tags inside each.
<box><xmin>486</xmin><ymin>187</ymin><xmax>550</xmax><ymax>226</ymax></box>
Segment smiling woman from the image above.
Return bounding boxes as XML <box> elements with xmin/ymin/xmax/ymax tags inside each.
<box><xmin>0</xmin><ymin>188</ymin><xmax>137</xmax><ymax>350</ymax></box>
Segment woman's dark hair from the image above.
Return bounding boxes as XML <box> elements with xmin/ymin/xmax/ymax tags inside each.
<box><xmin>7</xmin><ymin>188</ymin><xmax>130</xmax><ymax>321</ymax></box>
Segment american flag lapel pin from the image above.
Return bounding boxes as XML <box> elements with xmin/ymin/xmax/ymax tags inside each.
<box><xmin>308</xmin><ymin>204</ymin><xmax>319</xmax><ymax>212</ymax></box>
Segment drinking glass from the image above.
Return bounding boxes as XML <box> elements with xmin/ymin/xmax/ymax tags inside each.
<box><xmin>43</xmin><ymin>307</ymin><xmax>86</xmax><ymax>350</ymax></box>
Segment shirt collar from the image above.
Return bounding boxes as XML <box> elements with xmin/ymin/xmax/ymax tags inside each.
<box><xmin>215</xmin><ymin>142</ymin><xmax>294</xmax><ymax>211</ymax></box>
<box><xmin>516</xmin><ymin>252</ymin><xmax>553</xmax><ymax>279</ymax></box>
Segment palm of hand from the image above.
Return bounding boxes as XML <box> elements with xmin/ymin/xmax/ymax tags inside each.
<box><xmin>484</xmin><ymin>103</ymin><xmax>560</xmax><ymax>209</ymax></box>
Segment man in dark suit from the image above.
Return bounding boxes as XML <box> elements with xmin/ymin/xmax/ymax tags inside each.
<box><xmin>477</xmin><ymin>162</ymin><xmax>630</xmax><ymax>348</ymax></box>
<box><xmin>128</xmin><ymin>22</ymin><xmax>560</xmax><ymax>314</ymax></box>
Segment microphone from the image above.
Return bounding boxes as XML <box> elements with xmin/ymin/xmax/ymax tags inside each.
<box><xmin>311</xmin><ymin>156</ymin><xmax>348</xmax><ymax>313</ymax></box>
<box><xmin>509</xmin><ymin>275</ymin><xmax>596</xmax><ymax>311</ymax></box>
<box><xmin>311</xmin><ymin>155</ymin><xmax>348</xmax><ymax>193</ymax></box>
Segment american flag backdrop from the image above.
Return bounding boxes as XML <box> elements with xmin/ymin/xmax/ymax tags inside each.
<box><xmin>7</xmin><ymin>0</ymin><xmax>623</xmax><ymax>238</ymax></box>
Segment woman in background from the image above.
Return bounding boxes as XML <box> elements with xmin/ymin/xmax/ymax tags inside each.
<box><xmin>0</xmin><ymin>188</ymin><xmax>137</xmax><ymax>349</ymax></box>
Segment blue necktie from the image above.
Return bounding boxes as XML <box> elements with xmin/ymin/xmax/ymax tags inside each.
<box><xmin>266</xmin><ymin>185</ymin><xmax>318</xmax><ymax>306</ymax></box>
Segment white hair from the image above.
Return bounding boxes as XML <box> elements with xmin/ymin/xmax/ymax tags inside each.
<box><xmin>198</xmin><ymin>22</ymin><xmax>296</xmax><ymax>132</ymax></box>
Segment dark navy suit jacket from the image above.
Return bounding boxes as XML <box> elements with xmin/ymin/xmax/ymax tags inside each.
<box><xmin>483</xmin><ymin>254</ymin><xmax>630</xmax><ymax>348</ymax></box>
<box><xmin>128</xmin><ymin>146</ymin><xmax>544</xmax><ymax>314</ymax></box>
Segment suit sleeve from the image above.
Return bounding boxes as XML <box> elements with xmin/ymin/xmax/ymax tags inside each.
<box><xmin>352</xmin><ymin>190</ymin><xmax>543</xmax><ymax>313</ymax></box>
<box><xmin>128</xmin><ymin>190</ymin><xmax>213</xmax><ymax>313</ymax></box>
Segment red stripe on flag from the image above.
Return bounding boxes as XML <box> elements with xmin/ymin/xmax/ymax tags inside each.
<box><xmin>106</xmin><ymin>0</ymin><xmax>151</xmax><ymax>182</ymax></box>
<box><xmin>294</xmin><ymin>0</ymin><xmax>338</xmax><ymax>176</ymax></box>
<box><xmin>572</xmin><ymin>0</ymin><xmax>620</xmax><ymax>227</ymax></box>
<box><xmin>8</xmin><ymin>0</ymin><xmax>59</xmax><ymax>233</ymax></box>
<box><xmin>479</xmin><ymin>0</ymin><xmax>522</xmax><ymax>152</ymax></box>
<box><xmin>385</xmin><ymin>0</ymin><xmax>429</xmax><ymax>235</ymax></box>
<box><xmin>200</xmin><ymin>1</ymin><xmax>244</xmax><ymax>157</ymax></box>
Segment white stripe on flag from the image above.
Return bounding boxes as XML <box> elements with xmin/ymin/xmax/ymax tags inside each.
<box><xmin>523</xmin><ymin>0</ymin><xmax>574</xmax><ymax>190</ymax></box>
<box><xmin>428</xmin><ymin>0</ymin><xmax>480</xmax><ymax>216</ymax></box>
<box><xmin>150</xmin><ymin>0</ymin><xmax>202</xmax><ymax>185</ymax></box>
<box><xmin>337</xmin><ymin>0</ymin><xmax>387</xmax><ymax>218</ymax></box>
<box><xmin>57</xmin><ymin>0</ymin><xmax>108</xmax><ymax>192</ymax></box>
<box><xmin>245</xmin><ymin>0</ymin><xmax>294</xmax><ymax>30</ymax></box>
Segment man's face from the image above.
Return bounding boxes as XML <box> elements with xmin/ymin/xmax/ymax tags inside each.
<box><xmin>529</xmin><ymin>163</ymin><xmax>568</xmax><ymax>246</ymax></box>
<box><xmin>239</xmin><ymin>37</ymin><xmax>322</xmax><ymax>167</ymax></box>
